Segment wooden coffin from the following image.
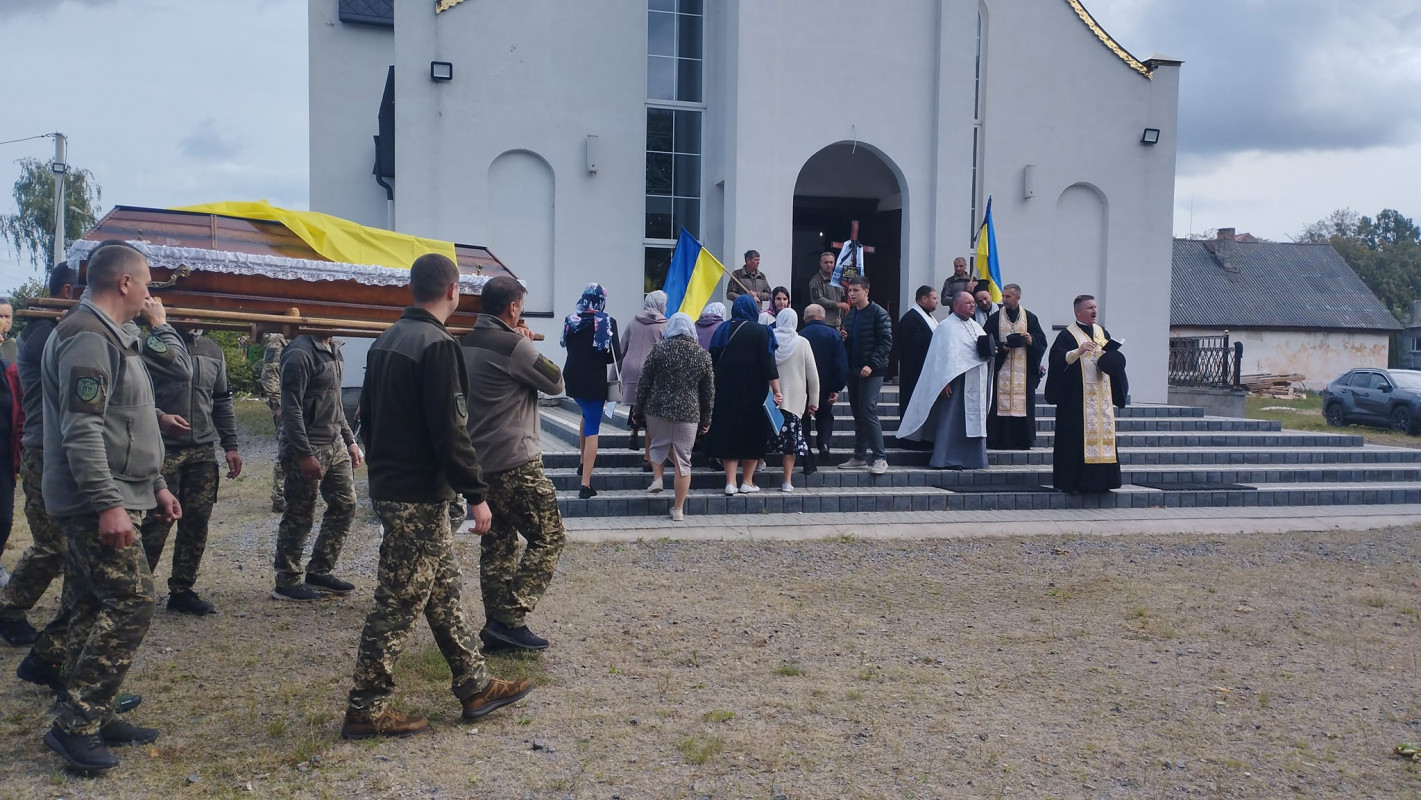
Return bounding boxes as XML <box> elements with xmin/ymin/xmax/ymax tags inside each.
<box><xmin>66</xmin><ymin>206</ymin><xmax>518</xmax><ymax>337</ymax></box>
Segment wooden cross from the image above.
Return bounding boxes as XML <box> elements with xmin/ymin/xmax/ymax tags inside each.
<box><xmin>831</xmin><ymin>220</ymin><xmax>876</xmax><ymax>255</ymax></box>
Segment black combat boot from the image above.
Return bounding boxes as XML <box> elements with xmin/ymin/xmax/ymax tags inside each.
<box><xmin>44</xmin><ymin>726</ymin><xmax>119</xmax><ymax>773</ymax></box>
<box><xmin>167</xmin><ymin>590</ymin><xmax>216</xmax><ymax>616</ymax></box>
<box><xmin>16</xmin><ymin>652</ymin><xmax>64</xmax><ymax>691</ymax></box>
<box><xmin>0</xmin><ymin>615</ymin><xmax>38</xmax><ymax>646</ymax></box>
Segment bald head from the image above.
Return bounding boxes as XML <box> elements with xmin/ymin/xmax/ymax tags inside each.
<box><xmin>84</xmin><ymin>240</ymin><xmax>152</xmax><ymax>321</ymax></box>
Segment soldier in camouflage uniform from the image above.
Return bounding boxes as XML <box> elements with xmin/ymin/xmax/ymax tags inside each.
<box><xmin>138</xmin><ymin>328</ymin><xmax>242</xmax><ymax>615</ymax></box>
<box><xmin>34</xmin><ymin>243</ymin><xmax>182</xmax><ymax>773</ymax></box>
<box><xmin>341</xmin><ymin>254</ymin><xmax>532</xmax><ymax>740</ymax></box>
<box><xmin>259</xmin><ymin>333</ymin><xmax>287</xmax><ymax>512</ymax></box>
<box><xmin>272</xmin><ymin>333</ymin><xmax>361</xmax><ymax>600</ymax></box>
<box><xmin>0</xmin><ymin>266</ymin><xmax>75</xmax><ymax>647</ymax></box>
<box><xmin>460</xmin><ymin>276</ymin><xmax>567</xmax><ymax>651</ymax></box>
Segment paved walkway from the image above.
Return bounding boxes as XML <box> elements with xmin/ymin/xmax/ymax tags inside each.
<box><xmin>560</xmin><ymin>503</ymin><xmax>1421</xmax><ymax>542</ymax></box>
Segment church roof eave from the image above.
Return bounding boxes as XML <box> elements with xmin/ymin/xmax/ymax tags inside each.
<box><xmin>435</xmin><ymin>0</ymin><xmax>467</xmax><ymax>12</ymax></box>
<box><xmin>1065</xmin><ymin>0</ymin><xmax>1154</xmax><ymax>79</ymax></box>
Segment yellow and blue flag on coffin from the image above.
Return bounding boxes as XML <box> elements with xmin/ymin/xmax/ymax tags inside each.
<box><xmin>974</xmin><ymin>196</ymin><xmax>1004</xmax><ymax>303</ymax></box>
<box><xmin>664</xmin><ymin>228</ymin><xmax>727</xmax><ymax>317</ymax></box>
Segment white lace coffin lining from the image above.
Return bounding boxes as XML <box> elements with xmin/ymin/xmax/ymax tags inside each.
<box><xmin>67</xmin><ymin>239</ymin><xmax>493</xmax><ymax>294</ymax></box>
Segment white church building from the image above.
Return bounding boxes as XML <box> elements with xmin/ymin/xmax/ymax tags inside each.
<box><xmin>309</xmin><ymin>0</ymin><xmax>1181</xmax><ymax>401</ymax></box>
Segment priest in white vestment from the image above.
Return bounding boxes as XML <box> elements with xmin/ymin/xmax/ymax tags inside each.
<box><xmin>897</xmin><ymin>290</ymin><xmax>994</xmax><ymax>469</ymax></box>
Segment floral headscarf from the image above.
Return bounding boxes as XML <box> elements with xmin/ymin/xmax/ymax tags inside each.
<box><xmin>561</xmin><ymin>282</ymin><xmax>612</xmax><ymax>352</ymax></box>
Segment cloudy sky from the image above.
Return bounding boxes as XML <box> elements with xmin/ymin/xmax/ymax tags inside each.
<box><xmin>1</xmin><ymin>0</ymin><xmax>1419</xmax><ymax>293</ymax></box>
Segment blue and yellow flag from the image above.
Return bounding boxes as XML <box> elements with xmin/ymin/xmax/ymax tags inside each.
<box><xmin>663</xmin><ymin>228</ymin><xmax>727</xmax><ymax>317</ymax></box>
<box><xmin>974</xmin><ymin>196</ymin><xmax>1004</xmax><ymax>303</ymax></box>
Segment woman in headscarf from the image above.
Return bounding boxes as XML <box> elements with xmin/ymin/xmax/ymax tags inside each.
<box><xmin>704</xmin><ymin>294</ymin><xmax>782</xmax><ymax>495</ymax></box>
<box><xmin>766</xmin><ymin>308</ymin><xmax>819</xmax><ymax>492</ymax></box>
<box><xmin>621</xmin><ymin>290</ymin><xmax>668</xmax><ymax>466</ymax></box>
<box><xmin>695</xmin><ymin>302</ymin><xmax>725</xmax><ymax>350</ymax></box>
<box><xmin>560</xmin><ymin>283</ymin><xmax>621</xmax><ymax>499</ymax></box>
<box><xmin>636</xmin><ymin>313</ymin><xmax>714</xmax><ymax>521</ymax></box>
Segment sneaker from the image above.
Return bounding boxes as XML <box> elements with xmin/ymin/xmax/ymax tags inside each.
<box><xmin>0</xmin><ymin>615</ymin><xmax>39</xmax><ymax>646</ymax></box>
<box><xmin>304</xmin><ymin>573</ymin><xmax>355</xmax><ymax>595</ymax></box>
<box><xmin>578</xmin><ymin>485</ymin><xmax>597</xmax><ymax>499</ymax></box>
<box><xmin>99</xmin><ymin>718</ymin><xmax>159</xmax><ymax>746</ymax></box>
<box><xmin>461</xmin><ymin>677</ymin><xmax>535</xmax><ymax>720</ymax></box>
<box><xmin>44</xmin><ymin>726</ymin><xmax>118</xmax><ymax>773</ymax></box>
<box><xmin>340</xmin><ymin>708</ymin><xmax>429</xmax><ymax>740</ymax></box>
<box><xmin>738</xmin><ymin>483</ymin><xmax>760</xmax><ymax>494</ymax></box>
<box><xmin>646</xmin><ymin>479</ymin><xmax>663</xmax><ymax>494</ymax></box>
<box><xmin>669</xmin><ymin>507</ymin><xmax>684</xmax><ymax>522</ymax></box>
<box><xmin>272</xmin><ymin>584</ymin><xmax>326</xmax><ymax>602</ymax></box>
<box><xmin>868</xmin><ymin>459</ymin><xmax>889</xmax><ymax>475</ymax></box>
<box><xmin>16</xmin><ymin>652</ymin><xmax>64</xmax><ymax>691</ymax></box>
<box><xmin>781</xmin><ymin>482</ymin><xmax>794</xmax><ymax>493</ymax></box>
<box><xmin>167</xmin><ymin>590</ymin><xmax>216</xmax><ymax>616</ymax></box>
<box><xmin>839</xmin><ymin>457</ymin><xmax>868</xmax><ymax>470</ymax></box>
<box><xmin>481</xmin><ymin>619</ymin><xmax>549</xmax><ymax>651</ymax></box>
<box><xmin>115</xmin><ymin>693</ymin><xmax>142</xmax><ymax>714</ymax></box>
<box><xmin>724</xmin><ymin>483</ymin><xmax>737</xmax><ymax>496</ymax></box>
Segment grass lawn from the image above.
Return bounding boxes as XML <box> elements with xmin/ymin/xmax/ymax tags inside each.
<box><xmin>1244</xmin><ymin>394</ymin><xmax>1421</xmax><ymax>448</ymax></box>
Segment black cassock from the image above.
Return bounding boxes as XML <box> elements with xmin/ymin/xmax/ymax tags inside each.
<box><xmin>984</xmin><ymin>307</ymin><xmax>1047</xmax><ymax>450</ymax></box>
<box><xmin>1044</xmin><ymin>323</ymin><xmax>1128</xmax><ymax>493</ymax></box>
<box><xmin>896</xmin><ymin>308</ymin><xmax>935</xmax><ymax>417</ymax></box>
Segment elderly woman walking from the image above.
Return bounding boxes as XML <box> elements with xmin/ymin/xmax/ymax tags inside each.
<box><xmin>767</xmin><ymin>308</ymin><xmax>819</xmax><ymax>492</ymax></box>
<box><xmin>561</xmin><ymin>283</ymin><xmax>621</xmax><ymax>499</ymax></box>
<box><xmin>705</xmin><ymin>294</ymin><xmax>782</xmax><ymax>495</ymax></box>
<box><xmin>695</xmin><ymin>302</ymin><xmax>725</xmax><ymax>350</ymax></box>
<box><xmin>636</xmin><ymin>313</ymin><xmax>714</xmax><ymax>521</ymax></box>
<box><xmin>621</xmin><ymin>290</ymin><xmax>668</xmax><ymax>465</ymax></box>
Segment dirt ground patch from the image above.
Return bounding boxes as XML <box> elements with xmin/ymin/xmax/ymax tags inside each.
<box><xmin>1</xmin><ymin>408</ymin><xmax>1420</xmax><ymax>798</ymax></box>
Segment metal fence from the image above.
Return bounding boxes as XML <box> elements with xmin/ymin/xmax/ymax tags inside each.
<box><xmin>1168</xmin><ymin>334</ymin><xmax>1243</xmax><ymax>388</ymax></box>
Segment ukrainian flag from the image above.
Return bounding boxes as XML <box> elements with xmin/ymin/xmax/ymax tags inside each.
<box><xmin>663</xmin><ymin>228</ymin><xmax>727</xmax><ymax>317</ymax></box>
<box><xmin>974</xmin><ymin>196</ymin><xmax>1004</xmax><ymax>303</ymax></box>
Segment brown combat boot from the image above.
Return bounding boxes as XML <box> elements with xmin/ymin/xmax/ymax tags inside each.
<box><xmin>461</xmin><ymin>677</ymin><xmax>534</xmax><ymax>720</ymax></box>
<box><xmin>340</xmin><ymin>708</ymin><xmax>429</xmax><ymax>740</ymax></box>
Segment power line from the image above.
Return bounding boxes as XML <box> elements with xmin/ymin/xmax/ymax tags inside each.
<box><xmin>0</xmin><ymin>133</ymin><xmax>58</xmax><ymax>147</ymax></box>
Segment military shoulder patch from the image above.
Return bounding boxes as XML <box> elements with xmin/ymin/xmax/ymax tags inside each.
<box><xmin>146</xmin><ymin>335</ymin><xmax>169</xmax><ymax>355</ymax></box>
<box><xmin>534</xmin><ymin>355</ymin><xmax>562</xmax><ymax>383</ymax></box>
<box><xmin>455</xmin><ymin>393</ymin><xmax>468</xmax><ymax>419</ymax></box>
<box><xmin>69</xmin><ymin>367</ymin><xmax>108</xmax><ymax>415</ymax></box>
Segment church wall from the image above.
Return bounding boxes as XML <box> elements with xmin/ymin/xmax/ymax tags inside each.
<box><xmin>390</xmin><ymin>1</ymin><xmax>650</xmax><ymax>339</ymax></box>
<box><xmin>721</xmin><ymin>0</ymin><xmax>979</xmax><ymax>312</ymax></box>
<box><xmin>308</xmin><ymin>0</ymin><xmax>394</xmax><ymax>229</ymax></box>
<box><xmin>977</xmin><ymin>0</ymin><xmax>1179</xmax><ymax>402</ymax></box>
<box><xmin>1172</xmin><ymin>327</ymin><xmax>1391</xmax><ymax>391</ymax></box>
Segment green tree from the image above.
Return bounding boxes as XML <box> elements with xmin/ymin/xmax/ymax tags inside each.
<box><xmin>0</xmin><ymin>156</ymin><xmax>102</xmax><ymax>273</ymax></box>
<box><xmin>1299</xmin><ymin>208</ymin><xmax>1421</xmax><ymax>322</ymax></box>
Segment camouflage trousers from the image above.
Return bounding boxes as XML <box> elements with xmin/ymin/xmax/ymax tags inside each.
<box><xmin>269</xmin><ymin>404</ymin><xmax>285</xmax><ymax>510</ymax></box>
<box><xmin>348</xmin><ymin>500</ymin><xmax>488</xmax><ymax>718</ymax></box>
<box><xmin>0</xmin><ymin>448</ymin><xmax>65</xmax><ymax>623</ymax></box>
<box><xmin>480</xmin><ymin>459</ymin><xmax>567</xmax><ymax>627</ymax></box>
<box><xmin>53</xmin><ymin>510</ymin><xmax>155</xmax><ymax>736</ymax></box>
<box><xmin>274</xmin><ymin>442</ymin><xmax>356</xmax><ymax>588</ymax></box>
<box><xmin>139</xmin><ymin>445</ymin><xmax>219</xmax><ymax>594</ymax></box>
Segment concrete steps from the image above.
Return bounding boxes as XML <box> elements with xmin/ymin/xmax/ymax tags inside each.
<box><xmin>538</xmin><ymin>388</ymin><xmax>1421</xmax><ymax>519</ymax></box>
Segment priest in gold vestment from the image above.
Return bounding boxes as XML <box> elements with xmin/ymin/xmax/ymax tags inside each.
<box><xmin>1044</xmin><ymin>295</ymin><xmax>1128</xmax><ymax>493</ymax></box>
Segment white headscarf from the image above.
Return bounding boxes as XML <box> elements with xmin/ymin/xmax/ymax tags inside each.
<box><xmin>700</xmin><ymin>301</ymin><xmax>725</xmax><ymax>320</ymax></box>
<box><xmin>773</xmin><ymin>308</ymin><xmax>802</xmax><ymax>365</ymax></box>
<box><xmin>644</xmin><ymin>290</ymin><xmax>668</xmax><ymax>315</ymax></box>
<box><xmin>664</xmin><ymin>312</ymin><xmax>696</xmax><ymax>340</ymax></box>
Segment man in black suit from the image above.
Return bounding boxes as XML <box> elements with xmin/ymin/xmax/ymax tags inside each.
<box><xmin>896</xmin><ymin>285</ymin><xmax>939</xmax><ymax>418</ymax></box>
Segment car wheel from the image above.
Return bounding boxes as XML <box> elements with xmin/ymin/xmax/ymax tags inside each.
<box><xmin>1390</xmin><ymin>406</ymin><xmax>1414</xmax><ymax>434</ymax></box>
<box><xmin>1324</xmin><ymin>403</ymin><xmax>1346</xmax><ymax>427</ymax></box>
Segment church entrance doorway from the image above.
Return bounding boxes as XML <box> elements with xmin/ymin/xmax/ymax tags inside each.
<box><xmin>792</xmin><ymin>142</ymin><xmax>905</xmax><ymax>375</ymax></box>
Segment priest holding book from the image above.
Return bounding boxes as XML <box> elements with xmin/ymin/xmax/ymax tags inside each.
<box><xmin>1044</xmin><ymin>294</ymin><xmax>1128</xmax><ymax>493</ymax></box>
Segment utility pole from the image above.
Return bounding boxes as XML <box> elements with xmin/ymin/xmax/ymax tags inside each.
<box><xmin>51</xmin><ymin>132</ymin><xmax>68</xmax><ymax>267</ymax></box>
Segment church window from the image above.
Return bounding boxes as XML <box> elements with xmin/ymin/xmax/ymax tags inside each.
<box><xmin>645</xmin><ymin>0</ymin><xmax>704</xmax><ymax>292</ymax></box>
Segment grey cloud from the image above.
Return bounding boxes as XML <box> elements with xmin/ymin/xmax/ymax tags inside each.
<box><xmin>0</xmin><ymin>0</ymin><xmax>115</xmax><ymax>19</ymax></box>
<box><xmin>179</xmin><ymin>119</ymin><xmax>243</xmax><ymax>160</ymax></box>
<box><xmin>1100</xmin><ymin>0</ymin><xmax>1421</xmax><ymax>158</ymax></box>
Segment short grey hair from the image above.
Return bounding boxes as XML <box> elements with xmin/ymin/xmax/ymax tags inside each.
<box><xmin>803</xmin><ymin>303</ymin><xmax>826</xmax><ymax>320</ymax></box>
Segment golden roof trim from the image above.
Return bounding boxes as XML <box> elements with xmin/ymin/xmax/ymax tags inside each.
<box><xmin>435</xmin><ymin>0</ymin><xmax>468</xmax><ymax>13</ymax></box>
<box><xmin>1065</xmin><ymin>0</ymin><xmax>1153</xmax><ymax>78</ymax></box>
